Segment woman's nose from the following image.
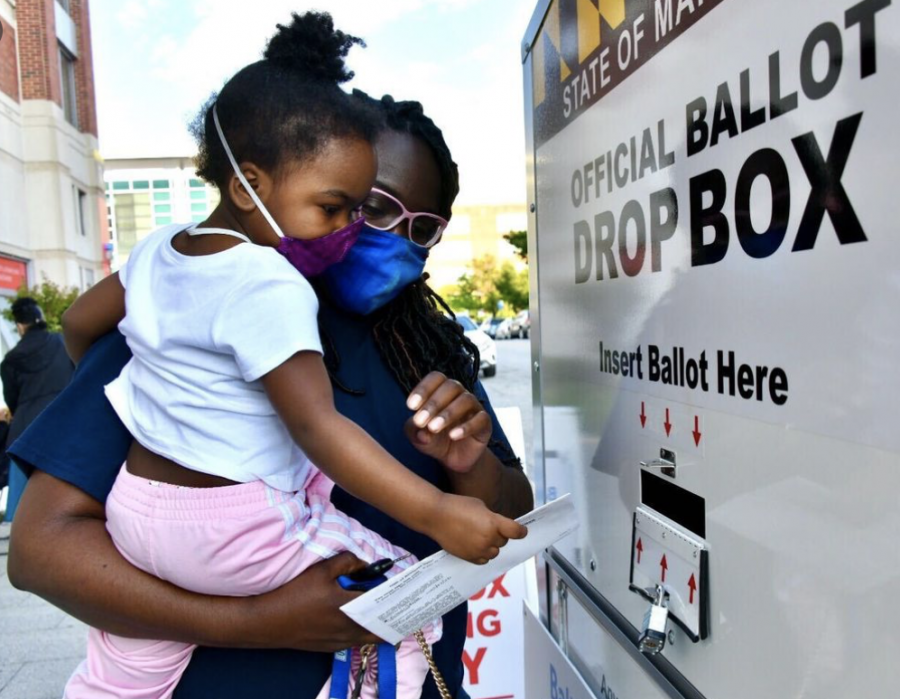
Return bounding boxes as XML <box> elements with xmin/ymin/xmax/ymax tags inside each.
<box><xmin>389</xmin><ymin>218</ymin><xmax>411</xmax><ymax>239</ymax></box>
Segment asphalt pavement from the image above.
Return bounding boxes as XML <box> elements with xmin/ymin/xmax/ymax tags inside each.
<box><xmin>0</xmin><ymin>337</ymin><xmax>536</xmax><ymax>698</ymax></box>
<box><xmin>481</xmin><ymin>338</ymin><xmax>535</xmax><ymax>472</ymax></box>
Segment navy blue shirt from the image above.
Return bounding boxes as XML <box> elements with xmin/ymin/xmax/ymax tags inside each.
<box><xmin>11</xmin><ymin>301</ymin><xmax>518</xmax><ymax>699</ymax></box>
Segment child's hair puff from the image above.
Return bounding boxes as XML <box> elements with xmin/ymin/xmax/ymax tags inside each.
<box><xmin>190</xmin><ymin>12</ymin><xmax>377</xmax><ymax>190</ymax></box>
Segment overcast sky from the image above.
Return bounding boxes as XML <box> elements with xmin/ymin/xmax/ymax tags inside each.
<box><xmin>89</xmin><ymin>0</ymin><xmax>536</xmax><ymax>205</ymax></box>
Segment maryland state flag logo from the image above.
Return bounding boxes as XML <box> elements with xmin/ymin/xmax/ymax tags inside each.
<box><xmin>531</xmin><ymin>0</ymin><xmax>725</xmax><ymax>147</ymax></box>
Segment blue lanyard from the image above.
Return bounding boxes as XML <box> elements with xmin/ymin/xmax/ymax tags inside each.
<box><xmin>332</xmin><ymin>570</ymin><xmax>398</xmax><ymax>699</ymax></box>
<box><xmin>329</xmin><ymin>643</ymin><xmax>397</xmax><ymax>699</ymax></box>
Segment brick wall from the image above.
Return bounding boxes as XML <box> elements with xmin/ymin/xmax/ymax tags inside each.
<box><xmin>18</xmin><ymin>0</ymin><xmax>61</xmax><ymax>106</ymax></box>
<box><xmin>0</xmin><ymin>18</ymin><xmax>19</xmax><ymax>102</ymax></box>
<box><xmin>16</xmin><ymin>0</ymin><xmax>97</xmax><ymax>136</ymax></box>
<box><xmin>70</xmin><ymin>0</ymin><xmax>97</xmax><ymax>136</ymax></box>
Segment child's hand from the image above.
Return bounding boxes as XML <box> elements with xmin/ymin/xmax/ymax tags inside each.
<box><xmin>429</xmin><ymin>493</ymin><xmax>528</xmax><ymax>564</ymax></box>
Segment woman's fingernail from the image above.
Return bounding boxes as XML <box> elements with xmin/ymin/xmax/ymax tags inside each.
<box><xmin>414</xmin><ymin>410</ymin><xmax>430</xmax><ymax>427</ymax></box>
<box><xmin>408</xmin><ymin>394</ymin><xmax>423</xmax><ymax>410</ymax></box>
<box><xmin>449</xmin><ymin>427</ymin><xmax>464</xmax><ymax>440</ymax></box>
<box><xmin>429</xmin><ymin>417</ymin><xmax>446</xmax><ymax>433</ymax></box>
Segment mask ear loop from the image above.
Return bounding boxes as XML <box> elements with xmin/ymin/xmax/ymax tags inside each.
<box><xmin>212</xmin><ymin>104</ymin><xmax>284</xmax><ymax>239</ymax></box>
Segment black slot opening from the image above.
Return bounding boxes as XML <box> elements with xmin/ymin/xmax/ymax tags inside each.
<box><xmin>640</xmin><ymin>471</ymin><xmax>706</xmax><ymax>538</ymax></box>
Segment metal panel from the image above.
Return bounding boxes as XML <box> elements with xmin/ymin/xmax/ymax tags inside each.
<box><xmin>522</xmin><ymin>0</ymin><xmax>554</xmax><ymax>62</ymax></box>
<box><xmin>548</xmin><ymin>549</ymin><xmax>704</xmax><ymax>699</ymax></box>
<box><xmin>523</xmin><ymin>24</ymin><xmax>546</xmax><ymax>509</ymax></box>
<box><xmin>528</xmin><ymin>0</ymin><xmax>900</xmax><ymax>696</ymax></box>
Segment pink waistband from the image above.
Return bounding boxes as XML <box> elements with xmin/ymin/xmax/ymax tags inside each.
<box><xmin>109</xmin><ymin>466</ymin><xmax>295</xmax><ymax>521</ymax></box>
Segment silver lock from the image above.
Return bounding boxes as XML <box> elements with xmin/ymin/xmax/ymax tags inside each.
<box><xmin>638</xmin><ymin>585</ymin><xmax>670</xmax><ymax>655</ymax></box>
<box><xmin>640</xmin><ymin>448</ymin><xmax>676</xmax><ymax>478</ymax></box>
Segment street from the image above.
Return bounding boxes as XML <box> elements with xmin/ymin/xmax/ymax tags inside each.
<box><xmin>480</xmin><ymin>338</ymin><xmax>534</xmax><ymax>472</ymax></box>
<box><xmin>0</xmin><ymin>338</ymin><xmax>535</xmax><ymax>698</ymax></box>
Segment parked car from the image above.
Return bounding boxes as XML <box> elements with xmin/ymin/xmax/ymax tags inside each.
<box><xmin>456</xmin><ymin>315</ymin><xmax>497</xmax><ymax>377</ymax></box>
<box><xmin>509</xmin><ymin>310</ymin><xmax>530</xmax><ymax>339</ymax></box>
<box><xmin>479</xmin><ymin>316</ymin><xmax>503</xmax><ymax>339</ymax></box>
<box><xmin>495</xmin><ymin>318</ymin><xmax>514</xmax><ymax>340</ymax></box>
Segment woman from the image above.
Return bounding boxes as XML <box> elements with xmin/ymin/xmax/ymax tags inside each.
<box><xmin>1</xmin><ymin>297</ymin><xmax>73</xmax><ymax>521</ymax></box>
<box><xmin>7</xmin><ymin>91</ymin><xmax>533</xmax><ymax>699</ymax></box>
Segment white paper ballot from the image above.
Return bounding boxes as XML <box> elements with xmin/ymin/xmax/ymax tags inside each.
<box><xmin>340</xmin><ymin>494</ymin><xmax>577</xmax><ymax>644</ymax></box>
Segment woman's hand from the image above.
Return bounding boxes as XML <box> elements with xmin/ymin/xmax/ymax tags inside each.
<box><xmin>244</xmin><ymin>552</ymin><xmax>381</xmax><ymax>651</ymax></box>
<box><xmin>405</xmin><ymin>371</ymin><xmax>492</xmax><ymax>474</ymax></box>
<box><xmin>405</xmin><ymin>371</ymin><xmax>535</xmax><ymax>520</ymax></box>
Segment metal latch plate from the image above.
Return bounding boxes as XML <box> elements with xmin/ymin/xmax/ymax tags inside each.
<box><xmin>630</xmin><ymin>505</ymin><xmax>709</xmax><ymax>641</ymax></box>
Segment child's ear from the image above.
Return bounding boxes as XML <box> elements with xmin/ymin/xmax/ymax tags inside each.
<box><xmin>227</xmin><ymin>163</ymin><xmax>272</xmax><ymax>213</ymax></box>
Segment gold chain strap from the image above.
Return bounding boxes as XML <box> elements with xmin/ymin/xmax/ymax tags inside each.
<box><xmin>414</xmin><ymin>630</ymin><xmax>452</xmax><ymax>699</ymax></box>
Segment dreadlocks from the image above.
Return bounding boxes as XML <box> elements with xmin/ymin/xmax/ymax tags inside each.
<box><xmin>344</xmin><ymin>91</ymin><xmax>481</xmax><ymax>396</ymax></box>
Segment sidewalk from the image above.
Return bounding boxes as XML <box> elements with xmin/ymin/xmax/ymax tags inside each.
<box><xmin>0</xmin><ymin>523</ymin><xmax>88</xmax><ymax>699</ymax></box>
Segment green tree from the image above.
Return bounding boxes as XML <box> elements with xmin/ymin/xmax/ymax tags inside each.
<box><xmin>446</xmin><ymin>256</ymin><xmax>503</xmax><ymax>315</ymax></box>
<box><xmin>503</xmin><ymin>230</ymin><xmax>528</xmax><ymax>262</ymax></box>
<box><xmin>445</xmin><ymin>255</ymin><xmax>531</xmax><ymax>315</ymax></box>
<box><xmin>2</xmin><ymin>276</ymin><xmax>80</xmax><ymax>333</ymax></box>
<box><xmin>495</xmin><ymin>261</ymin><xmax>529</xmax><ymax>311</ymax></box>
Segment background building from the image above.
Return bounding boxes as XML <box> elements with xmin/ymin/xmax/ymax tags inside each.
<box><xmin>104</xmin><ymin>157</ymin><xmax>220</xmax><ymax>269</ymax></box>
<box><xmin>0</xmin><ymin>0</ymin><xmax>107</xmax><ymax>298</ymax></box>
<box><xmin>426</xmin><ymin>203</ymin><xmax>527</xmax><ymax>291</ymax></box>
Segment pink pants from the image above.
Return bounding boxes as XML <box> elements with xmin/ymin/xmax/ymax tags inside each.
<box><xmin>64</xmin><ymin>466</ymin><xmax>439</xmax><ymax>699</ymax></box>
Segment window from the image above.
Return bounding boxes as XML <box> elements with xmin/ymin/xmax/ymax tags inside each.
<box><xmin>154</xmin><ymin>204</ymin><xmax>172</xmax><ymax>214</ymax></box>
<box><xmin>112</xmin><ymin>181</ymin><xmax>129</xmax><ymax>190</ymax></box>
<box><xmin>156</xmin><ymin>216</ymin><xmax>173</xmax><ymax>225</ymax></box>
<box><xmin>153</xmin><ymin>192</ymin><xmax>171</xmax><ymax>201</ymax></box>
<box><xmin>190</xmin><ymin>190</ymin><xmax>206</xmax><ymax>200</ymax></box>
<box><xmin>80</xmin><ymin>267</ymin><xmax>95</xmax><ymax>291</ymax></box>
<box><xmin>191</xmin><ymin>203</ymin><xmax>207</xmax><ymax>212</ymax></box>
<box><xmin>152</xmin><ymin>180</ymin><xmax>171</xmax><ymax>189</ymax></box>
<box><xmin>133</xmin><ymin>181</ymin><xmax>150</xmax><ymax>190</ymax></box>
<box><xmin>59</xmin><ymin>45</ymin><xmax>79</xmax><ymax>128</ymax></box>
<box><xmin>456</xmin><ymin>316</ymin><xmax>477</xmax><ymax>331</ymax></box>
<box><xmin>76</xmin><ymin>188</ymin><xmax>88</xmax><ymax>236</ymax></box>
<box><xmin>192</xmin><ymin>214</ymin><xmax>206</xmax><ymax>223</ymax></box>
<box><xmin>57</xmin><ymin>0</ymin><xmax>71</xmax><ymax>12</ymax></box>
<box><xmin>189</xmin><ymin>179</ymin><xmax>204</xmax><ymax>188</ymax></box>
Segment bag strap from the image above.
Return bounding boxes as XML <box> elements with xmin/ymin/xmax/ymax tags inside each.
<box><xmin>414</xmin><ymin>630</ymin><xmax>452</xmax><ymax>699</ymax></box>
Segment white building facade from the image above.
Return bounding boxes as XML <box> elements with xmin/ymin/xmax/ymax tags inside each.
<box><xmin>0</xmin><ymin>0</ymin><xmax>107</xmax><ymax>298</ymax></box>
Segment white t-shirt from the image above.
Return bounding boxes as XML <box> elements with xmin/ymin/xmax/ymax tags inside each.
<box><xmin>105</xmin><ymin>224</ymin><xmax>321</xmax><ymax>492</ymax></box>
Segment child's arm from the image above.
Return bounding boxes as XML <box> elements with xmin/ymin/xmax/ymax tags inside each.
<box><xmin>262</xmin><ymin>351</ymin><xmax>528</xmax><ymax>563</ymax></box>
<box><xmin>61</xmin><ymin>273</ymin><xmax>126</xmax><ymax>363</ymax></box>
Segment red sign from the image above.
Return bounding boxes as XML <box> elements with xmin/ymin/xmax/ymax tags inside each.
<box><xmin>0</xmin><ymin>256</ymin><xmax>27</xmax><ymax>291</ymax></box>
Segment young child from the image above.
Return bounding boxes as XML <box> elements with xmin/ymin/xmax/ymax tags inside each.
<box><xmin>61</xmin><ymin>13</ymin><xmax>526</xmax><ymax>699</ymax></box>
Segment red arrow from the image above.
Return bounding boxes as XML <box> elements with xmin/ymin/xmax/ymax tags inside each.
<box><xmin>660</xmin><ymin>554</ymin><xmax>668</xmax><ymax>582</ymax></box>
<box><xmin>640</xmin><ymin>402</ymin><xmax>647</xmax><ymax>428</ymax></box>
<box><xmin>688</xmin><ymin>573</ymin><xmax>697</xmax><ymax>604</ymax></box>
<box><xmin>692</xmin><ymin>416</ymin><xmax>702</xmax><ymax>446</ymax></box>
<box><xmin>664</xmin><ymin>409</ymin><xmax>672</xmax><ymax>437</ymax></box>
<box><xmin>636</xmin><ymin>538</ymin><xmax>643</xmax><ymax>563</ymax></box>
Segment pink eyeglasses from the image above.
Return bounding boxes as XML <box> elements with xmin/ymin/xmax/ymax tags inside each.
<box><xmin>359</xmin><ymin>187</ymin><xmax>448</xmax><ymax>249</ymax></box>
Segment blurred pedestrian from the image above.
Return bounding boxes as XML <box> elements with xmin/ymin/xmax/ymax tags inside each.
<box><xmin>1</xmin><ymin>297</ymin><xmax>73</xmax><ymax>521</ymax></box>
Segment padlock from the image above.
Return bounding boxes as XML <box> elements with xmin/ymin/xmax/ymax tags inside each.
<box><xmin>638</xmin><ymin>585</ymin><xmax>670</xmax><ymax>655</ymax></box>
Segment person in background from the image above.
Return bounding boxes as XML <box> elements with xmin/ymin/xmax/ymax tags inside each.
<box><xmin>0</xmin><ymin>406</ymin><xmax>10</xmax><ymax>515</ymax></box>
<box><xmin>1</xmin><ymin>297</ymin><xmax>73</xmax><ymax>521</ymax></box>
